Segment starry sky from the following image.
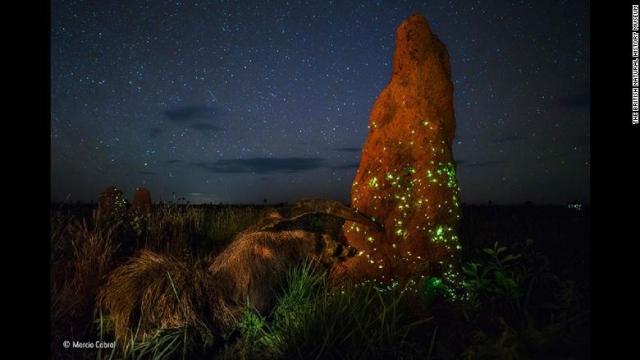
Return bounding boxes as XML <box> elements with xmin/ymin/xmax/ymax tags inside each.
<box><xmin>51</xmin><ymin>0</ymin><xmax>590</xmax><ymax>205</ymax></box>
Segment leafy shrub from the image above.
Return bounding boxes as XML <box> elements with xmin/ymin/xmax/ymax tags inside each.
<box><xmin>460</xmin><ymin>240</ymin><xmax>590</xmax><ymax>358</ymax></box>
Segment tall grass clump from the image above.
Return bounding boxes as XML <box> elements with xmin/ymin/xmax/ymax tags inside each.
<box><xmin>223</xmin><ymin>264</ymin><xmax>435</xmax><ymax>360</ymax></box>
<box><xmin>51</xmin><ymin>214</ymin><xmax>121</xmax><ymax>358</ymax></box>
<box><xmin>114</xmin><ymin>320</ymin><xmax>215</xmax><ymax>360</ymax></box>
<box><xmin>143</xmin><ymin>205</ymin><xmax>205</xmax><ymax>257</ymax></box>
<box><xmin>199</xmin><ymin>205</ymin><xmax>262</xmax><ymax>256</ymax></box>
<box><xmin>142</xmin><ymin>205</ymin><xmax>262</xmax><ymax>260</ymax></box>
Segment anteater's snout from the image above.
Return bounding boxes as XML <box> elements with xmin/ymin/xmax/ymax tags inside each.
<box><xmin>333</xmin><ymin>242</ymin><xmax>358</xmax><ymax>259</ymax></box>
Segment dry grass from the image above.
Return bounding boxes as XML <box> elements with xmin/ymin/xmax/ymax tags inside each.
<box><xmin>49</xmin><ymin>203</ymin><xmax>589</xmax><ymax>359</ymax></box>
<box><xmin>51</xmin><ymin>215</ymin><xmax>120</xmax><ymax>358</ymax></box>
<box><xmin>141</xmin><ymin>205</ymin><xmax>262</xmax><ymax>259</ymax></box>
<box><xmin>50</xmin><ymin>204</ymin><xmax>262</xmax><ymax>354</ymax></box>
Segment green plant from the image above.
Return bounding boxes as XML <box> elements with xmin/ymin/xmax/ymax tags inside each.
<box><xmin>460</xmin><ymin>240</ymin><xmax>590</xmax><ymax>358</ymax></box>
<box><xmin>462</xmin><ymin>241</ymin><xmax>522</xmax><ymax>308</ymax></box>
<box><xmin>120</xmin><ymin>325</ymin><xmax>214</xmax><ymax>360</ymax></box>
<box><xmin>50</xmin><ymin>203</ymin><xmax>589</xmax><ymax>359</ymax></box>
<box><xmin>224</xmin><ymin>264</ymin><xmax>434</xmax><ymax>360</ymax></box>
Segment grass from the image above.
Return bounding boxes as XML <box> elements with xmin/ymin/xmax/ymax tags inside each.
<box><xmin>51</xmin><ymin>214</ymin><xmax>121</xmax><ymax>359</ymax></box>
<box><xmin>50</xmin><ymin>204</ymin><xmax>259</xmax><ymax>359</ymax></box>
<box><xmin>139</xmin><ymin>204</ymin><xmax>262</xmax><ymax>260</ymax></box>
<box><xmin>221</xmin><ymin>264</ymin><xmax>435</xmax><ymax>360</ymax></box>
<box><xmin>50</xmin><ymin>203</ymin><xmax>590</xmax><ymax>359</ymax></box>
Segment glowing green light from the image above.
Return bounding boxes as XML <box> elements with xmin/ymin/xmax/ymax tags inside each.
<box><xmin>422</xmin><ymin>276</ymin><xmax>446</xmax><ymax>299</ymax></box>
<box><xmin>368</xmin><ymin>177</ymin><xmax>379</xmax><ymax>189</ymax></box>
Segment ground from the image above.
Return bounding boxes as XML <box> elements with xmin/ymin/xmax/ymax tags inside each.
<box><xmin>50</xmin><ymin>202</ymin><xmax>590</xmax><ymax>359</ymax></box>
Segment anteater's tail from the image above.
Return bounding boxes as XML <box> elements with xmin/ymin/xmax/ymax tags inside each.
<box><xmin>97</xmin><ymin>250</ymin><xmax>211</xmax><ymax>341</ymax></box>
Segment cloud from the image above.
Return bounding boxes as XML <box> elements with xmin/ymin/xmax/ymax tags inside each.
<box><xmin>555</xmin><ymin>91</ymin><xmax>590</xmax><ymax>109</ymax></box>
<box><xmin>195</xmin><ymin>157</ymin><xmax>326</xmax><ymax>174</ymax></box>
<box><xmin>166</xmin><ymin>159</ymin><xmax>183</xmax><ymax>164</ymax></box>
<box><xmin>162</xmin><ymin>106</ymin><xmax>226</xmax><ymax>132</ymax></box>
<box><xmin>333</xmin><ymin>147</ymin><xmax>361</xmax><ymax>153</ymax></box>
<box><xmin>190</xmin><ymin>122</ymin><xmax>224</xmax><ymax>131</ymax></box>
<box><xmin>163</xmin><ymin>106</ymin><xmax>219</xmax><ymax>122</ymax></box>
<box><xmin>492</xmin><ymin>136</ymin><xmax>524</xmax><ymax>144</ymax></box>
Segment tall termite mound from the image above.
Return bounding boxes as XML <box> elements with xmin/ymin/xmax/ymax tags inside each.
<box><xmin>338</xmin><ymin>13</ymin><xmax>462</xmax><ymax>292</ymax></box>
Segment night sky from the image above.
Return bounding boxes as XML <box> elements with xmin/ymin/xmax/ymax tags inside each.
<box><xmin>51</xmin><ymin>0</ymin><xmax>590</xmax><ymax>205</ymax></box>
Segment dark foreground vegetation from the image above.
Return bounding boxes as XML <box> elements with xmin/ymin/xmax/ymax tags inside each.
<box><xmin>51</xmin><ymin>202</ymin><xmax>590</xmax><ymax>359</ymax></box>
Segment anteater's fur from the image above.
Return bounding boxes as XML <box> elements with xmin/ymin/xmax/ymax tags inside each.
<box><xmin>97</xmin><ymin>250</ymin><xmax>211</xmax><ymax>340</ymax></box>
<box><xmin>98</xmin><ymin>230</ymin><xmax>357</xmax><ymax>340</ymax></box>
<box><xmin>208</xmin><ymin>230</ymin><xmax>356</xmax><ymax>329</ymax></box>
